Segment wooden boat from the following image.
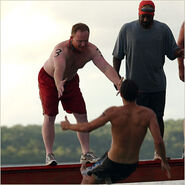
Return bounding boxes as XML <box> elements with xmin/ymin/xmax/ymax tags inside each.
<box><xmin>1</xmin><ymin>158</ymin><xmax>184</xmax><ymax>184</ymax></box>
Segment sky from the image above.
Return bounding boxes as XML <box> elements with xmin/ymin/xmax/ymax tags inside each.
<box><xmin>1</xmin><ymin>0</ymin><xmax>184</xmax><ymax>127</ymax></box>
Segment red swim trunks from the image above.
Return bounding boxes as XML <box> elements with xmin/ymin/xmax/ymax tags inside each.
<box><xmin>38</xmin><ymin>67</ymin><xmax>87</xmax><ymax>116</ymax></box>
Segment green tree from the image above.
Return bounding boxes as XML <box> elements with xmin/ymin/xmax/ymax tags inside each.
<box><xmin>1</xmin><ymin>119</ymin><xmax>184</xmax><ymax>165</ymax></box>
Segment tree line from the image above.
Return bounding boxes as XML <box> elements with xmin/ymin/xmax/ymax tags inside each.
<box><xmin>1</xmin><ymin>119</ymin><xmax>184</xmax><ymax>166</ymax></box>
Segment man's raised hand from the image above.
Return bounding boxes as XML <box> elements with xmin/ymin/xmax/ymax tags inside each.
<box><xmin>57</xmin><ymin>78</ymin><xmax>67</xmax><ymax>98</ymax></box>
<box><xmin>116</xmin><ymin>77</ymin><xmax>124</xmax><ymax>96</ymax></box>
<box><xmin>61</xmin><ymin>116</ymin><xmax>70</xmax><ymax>130</ymax></box>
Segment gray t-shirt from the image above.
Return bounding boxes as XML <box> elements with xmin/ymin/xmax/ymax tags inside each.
<box><xmin>112</xmin><ymin>20</ymin><xmax>178</xmax><ymax>92</ymax></box>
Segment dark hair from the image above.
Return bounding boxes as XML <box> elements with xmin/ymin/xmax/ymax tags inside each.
<box><xmin>71</xmin><ymin>23</ymin><xmax>90</xmax><ymax>36</ymax></box>
<box><xmin>120</xmin><ymin>79</ymin><xmax>138</xmax><ymax>102</ymax></box>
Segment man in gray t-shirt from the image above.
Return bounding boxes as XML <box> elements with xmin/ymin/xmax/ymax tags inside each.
<box><xmin>112</xmin><ymin>0</ymin><xmax>184</xmax><ymax>159</ymax></box>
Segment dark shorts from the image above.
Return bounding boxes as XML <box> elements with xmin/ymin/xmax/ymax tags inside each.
<box><xmin>83</xmin><ymin>153</ymin><xmax>137</xmax><ymax>183</ymax></box>
<box><xmin>38</xmin><ymin>67</ymin><xmax>86</xmax><ymax>116</ymax></box>
<box><xmin>136</xmin><ymin>91</ymin><xmax>166</xmax><ymax>118</ymax></box>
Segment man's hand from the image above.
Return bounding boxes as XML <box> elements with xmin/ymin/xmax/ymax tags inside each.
<box><xmin>161</xmin><ymin>160</ymin><xmax>171</xmax><ymax>179</ymax></box>
<box><xmin>61</xmin><ymin>116</ymin><xmax>70</xmax><ymax>130</ymax></box>
<box><xmin>175</xmin><ymin>48</ymin><xmax>184</xmax><ymax>58</ymax></box>
<box><xmin>116</xmin><ymin>77</ymin><xmax>124</xmax><ymax>96</ymax></box>
<box><xmin>56</xmin><ymin>79</ymin><xmax>67</xmax><ymax>98</ymax></box>
<box><xmin>114</xmin><ymin>74</ymin><xmax>122</xmax><ymax>90</ymax></box>
<box><xmin>178</xmin><ymin>58</ymin><xmax>184</xmax><ymax>82</ymax></box>
<box><xmin>179</xmin><ymin>69</ymin><xmax>184</xmax><ymax>82</ymax></box>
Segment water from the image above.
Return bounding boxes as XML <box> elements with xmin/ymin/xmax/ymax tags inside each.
<box><xmin>122</xmin><ymin>180</ymin><xmax>184</xmax><ymax>185</ymax></box>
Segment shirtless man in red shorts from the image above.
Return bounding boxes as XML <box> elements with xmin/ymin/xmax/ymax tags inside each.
<box><xmin>61</xmin><ymin>79</ymin><xmax>171</xmax><ymax>184</ymax></box>
<box><xmin>38</xmin><ymin>23</ymin><xmax>121</xmax><ymax>165</ymax></box>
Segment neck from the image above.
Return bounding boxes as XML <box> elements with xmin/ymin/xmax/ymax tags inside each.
<box><xmin>72</xmin><ymin>44</ymin><xmax>82</xmax><ymax>53</ymax></box>
<box><xmin>140</xmin><ymin>20</ymin><xmax>154</xmax><ymax>29</ymax></box>
<box><xmin>69</xmin><ymin>39</ymin><xmax>79</xmax><ymax>53</ymax></box>
<box><xmin>122</xmin><ymin>99</ymin><xmax>136</xmax><ymax>106</ymax></box>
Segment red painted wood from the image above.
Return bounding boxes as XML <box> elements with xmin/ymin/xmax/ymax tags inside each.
<box><xmin>1</xmin><ymin>158</ymin><xmax>184</xmax><ymax>184</ymax></box>
<box><xmin>122</xmin><ymin>158</ymin><xmax>184</xmax><ymax>183</ymax></box>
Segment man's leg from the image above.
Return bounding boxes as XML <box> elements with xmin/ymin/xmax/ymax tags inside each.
<box><xmin>73</xmin><ymin>113</ymin><xmax>89</xmax><ymax>154</ymax></box>
<box><xmin>150</xmin><ymin>91</ymin><xmax>166</xmax><ymax>138</ymax></box>
<box><xmin>73</xmin><ymin>113</ymin><xmax>99</xmax><ymax>163</ymax></box>
<box><xmin>80</xmin><ymin>164</ymin><xmax>103</xmax><ymax>184</ymax></box>
<box><xmin>42</xmin><ymin>114</ymin><xmax>57</xmax><ymax>165</ymax></box>
<box><xmin>81</xmin><ymin>175</ymin><xmax>99</xmax><ymax>184</ymax></box>
<box><xmin>149</xmin><ymin>91</ymin><xmax>166</xmax><ymax>159</ymax></box>
<box><xmin>137</xmin><ymin>91</ymin><xmax>165</xmax><ymax>138</ymax></box>
<box><xmin>137</xmin><ymin>92</ymin><xmax>165</xmax><ymax>159</ymax></box>
<box><xmin>157</xmin><ymin>116</ymin><xmax>164</xmax><ymax>138</ymax></box>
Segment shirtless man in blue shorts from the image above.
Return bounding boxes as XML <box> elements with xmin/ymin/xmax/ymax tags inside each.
<box><xmin>61</xmin><ymin>79</ymin><xmax>170</xmax><ymax>184</ymax></box>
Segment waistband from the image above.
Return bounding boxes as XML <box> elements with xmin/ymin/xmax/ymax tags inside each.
<box><xmin>40</xmin><ymin>67</ymin><xmax>78</xmax><ymax>82</ymax></box>
<box><xmin>41</xmin><ymin>67</ymin><xmax>54</xmax><ymax>79</ymax></box>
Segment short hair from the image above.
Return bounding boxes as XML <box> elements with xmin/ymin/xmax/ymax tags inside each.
<box><xmin>120</xmin><ymin>79</ymin><xmax>138</xmax><ymax>102</ymax></box>
<box><xmin>71</xmin><ymin>23</ymin><xmax>90</xmax><ymax>36</ymax></box>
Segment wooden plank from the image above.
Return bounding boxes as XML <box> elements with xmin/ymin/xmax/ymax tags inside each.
<box><xmin>122</xmin><ymin>159</ymin><xmax>184</xmax><ymax>183</ymax></box>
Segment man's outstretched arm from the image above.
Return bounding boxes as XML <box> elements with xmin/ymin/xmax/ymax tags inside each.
<box><xmin>91</xmin><ymin>47</ymin><xmax>121</xmax><ymax>90</ymax></box>
<box><xmin>61</xmin><ymin>108</ymin><xmax>112</xmax><ymax>132</ymax></box>
<box><xmin>148</xmin><ymin>111</ymin><xmax>171</xmax><ymax>179</ymax></box>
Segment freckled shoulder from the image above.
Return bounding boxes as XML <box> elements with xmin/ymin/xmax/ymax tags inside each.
<box><xmin>87</xmin><ymin>42</ymin><xmax>99</xmax><ymax>51</ymax></box>
<box><xmin>88</xmin><ymin>42</ymin><xmax>103</xmax><ymax>58</ymax></box>
<box><xmin>53</xmin><ymin>40</ymin><xmax>70</xmax><ymax>56</ymax></box>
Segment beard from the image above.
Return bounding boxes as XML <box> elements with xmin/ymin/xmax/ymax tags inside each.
<box><xmin>140</xmin><ymin>21</ymin><xmax>152</xmax><ymax>29</ymax></box>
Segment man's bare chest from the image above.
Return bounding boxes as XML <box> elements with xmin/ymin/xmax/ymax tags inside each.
<box><xmin>66</xmin><ymin>55</ymin><xmax>91</xmax><ymax>69</ymax></box>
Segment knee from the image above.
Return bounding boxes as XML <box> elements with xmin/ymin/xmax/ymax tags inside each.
<box><xmin>74</xmin><ymin>113</ymin><xmax>88</xmax><ymax>123</ymax></box>
<box><xmin>44</xmin><ymin>115</ymin><xmax>56</xmax><ymax>123</ymax></box>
